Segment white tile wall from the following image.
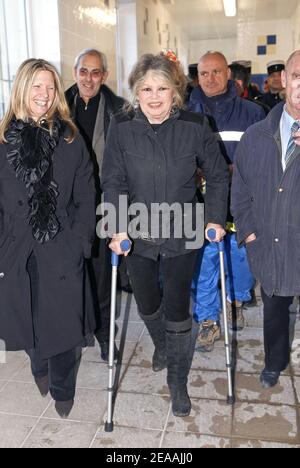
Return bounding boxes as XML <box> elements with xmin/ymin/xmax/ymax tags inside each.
<box><xmin>57</xmin><ymin>0</ymin><xmax>117</xmax><ymax>92</ymax></box>
<box><xmin>136</xmin><ymin>0</ymin><xmax>189</xmax><ymax>72</ymax></box>
<box><xmin>189</xmin><ymin>38</ymin><xmax>236</xmax><ymax>65</ymax></box>
<box><xmin>189</xmin><ymin>17</ymin><xmax>294</xmax><ymax>73</ymax></box>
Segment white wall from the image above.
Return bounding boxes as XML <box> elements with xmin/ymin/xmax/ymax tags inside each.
<box><xmin>27</xmin><ymin>0</ymin><xmax>61</xmax><ymax>71</ymax></box>
<box><xmin>189</xmin><ymin>18</ymin><xmax>293</xmax><ymax>74</ymax></box>
<box><xmin>291</xmin><ymin>1</ymin><xmax>300</xmax><ymax>51</ymax></box>
<box><xmin>236</xmin><ymin>18</ymin><xmax>292</xmax><ymax>74</ymax></box>
<box><xmin>189</xmin><ymin>37</ymin><xmax>236</xmax><ymax>65</ymax></box>
<box><xmin>117</xmin><ymin>0</ymin><xmax>189</xmax><ymax>99</ymax></box>
<box><xmin>136</xmin><ymin>0</ymin><xmax>189</xmax><ymax>72</ymax></box>
<box><xmin>57</xmin><ymin>0</ymin><xmax>117</xmax><ymax>92</ymax></box>
<box><xmin>117</xmin><ymin>0</ymin><xmax>138</xmax><ymax>98</ymax></box>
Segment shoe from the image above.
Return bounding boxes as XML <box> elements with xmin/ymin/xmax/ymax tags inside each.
<box><xmin>196</xmin><ymin>320</ymin><xmax>221</xmax><ymax>352</ymax></box>
<box><xmin>55</xmin><ymin>399</ymin><xmax>74</xmax><ymax>418</ymax></box>
<box><xmin>100</xmin><ymin>342</ymin><xmax>120</xmax><ymax>363</ymax></box>
<box><xmin>34</xmin><ymin>374</ymin><xmax>49</xmax><ymax>397</ymax></box>
<box><xmin>260</xmin><ymin>368</ymin><xmax>280</xmax><ymax>388</ymax></box>
<box><xmin>227</xmin><ymin>300</ymin><xmax>245</xmax><ymax>331</ymax></box>
<box><xmin>243</xmin><ymin>289</ymin><xmax>258</xmax><ymax>309</ymax></box>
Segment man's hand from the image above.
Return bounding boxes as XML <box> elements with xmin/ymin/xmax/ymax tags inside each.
<box><xmin>205</xmin><ymin>223</ymin><xmax>226</xmax><ymax>242</ymax></box>
<box><xmin>109</xmin><ymin>233</ymin><xmax>131</xmax><ymax>256</ymax></box>
<box><xmin>245</xmin><ymin>233</ymin><xmax>257</xmax><ymax>244</ymax></box>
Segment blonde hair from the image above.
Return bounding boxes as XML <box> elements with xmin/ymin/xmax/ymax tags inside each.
<box><xmin>128</xmin><ymin>53</ymin><xmax>187</xmax><ymax>110</ymax></box>
<box><xmin>0</xmin><ymin>58</ymin><xmax>77</xmax><ymax>143</ymax></box>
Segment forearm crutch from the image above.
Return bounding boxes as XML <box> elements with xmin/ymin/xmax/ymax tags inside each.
<box><xmin>208</xmin><ymin>229</ymin><xmax>235</xmax><ymax>405</ymax></box>
<box><xmin>105</xmin><ymin>239</ymin><xmax>131</xmax><ymax>432</ymax></box>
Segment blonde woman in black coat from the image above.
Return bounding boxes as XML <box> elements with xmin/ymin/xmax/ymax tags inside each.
<box><xmin>0</xmin><ymin>59</ymin><xmax>96</xmax><ymax>417</ymax></box>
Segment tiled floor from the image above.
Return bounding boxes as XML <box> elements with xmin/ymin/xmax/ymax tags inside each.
<box><xmin>0</xmin><ymin>290</ymin><xmax>300</xmax><ymax>448</ymax></box>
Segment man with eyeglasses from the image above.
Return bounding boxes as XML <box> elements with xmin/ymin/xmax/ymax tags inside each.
<box><xmin>66</xmin><ymin>49</ymin><xmax>130</xmax><ymax>362</ymax></box>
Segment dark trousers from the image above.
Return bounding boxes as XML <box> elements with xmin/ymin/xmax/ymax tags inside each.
<box><xmin>261</xmin><ymin>288</ymin><xmax>293</xmax><ymax>372</ymax></box>
<box><xmin>126</xmin><ymin>252</ymin><xmax>198</xmax><ymax>324</ymax></box>
<box><xmin>88</xmin><ymin>237</ymin><xmax>112</xmax><ymax>344</ymax></box>
<box><xmin>26</xmin><ymin>253</ymin><xmax>81</xmax><ymax>401</ymax></box>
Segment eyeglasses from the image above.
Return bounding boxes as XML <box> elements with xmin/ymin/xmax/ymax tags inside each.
<box><xmin>78</xmin><ymin>68</ymin><xmax>104</xmax><ymax>79</ymax></box>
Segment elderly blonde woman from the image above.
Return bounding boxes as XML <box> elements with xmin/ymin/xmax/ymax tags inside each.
<box><xmin>102</xmin><ymin>52</ymin><xmax>229</xmax><ymax>417</ymax></box>
<box><xmin>0</xmin><ymin>59</ymin><xmax>96</xmax><ymax>418</ymax></box>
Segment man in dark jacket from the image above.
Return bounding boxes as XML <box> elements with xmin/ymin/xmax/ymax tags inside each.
<box><xmin>189</xmin><ymin>51</ymin><xmax>265</xmax><ymax>352</ymax></box>
<box><xmin>231</xmin><ymin>50</ymin><xmax>300</xmax><ymax>389</ymax></box>
<box><xmin>66</xmin><ymin>48</ymin><xmax>130</xmax><ymax>362</ymax></box>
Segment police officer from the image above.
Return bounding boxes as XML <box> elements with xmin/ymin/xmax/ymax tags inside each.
<box><xmin>256</xmin><ymin>60</ymin><xmax>285</xmax><ymax>110</ymax></box>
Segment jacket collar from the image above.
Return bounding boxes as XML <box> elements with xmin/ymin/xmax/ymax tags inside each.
<box><xmin>131</xmin><ymin>107</ymin><xmax>181</xmax><ymax>134</ymax></box>
<box><xmin>260</xmin><ymin>101</ymin><xmax>285</xmax><ymax>136</ymax></box>
<box><xmin>65</xmin><ymin>83</ymin><xmax>123</xmax><ymax>114</ymax></box>
<box><xmin>190</xmin><ymin>80</ymin><xmax>237</xmax><ymax>107</ymax></box>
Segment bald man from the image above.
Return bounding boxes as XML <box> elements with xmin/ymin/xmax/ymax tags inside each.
<box><xmin>189</xmin><ymin>52</ymin><xmax>265</xmax><ymax>353</ymax></box>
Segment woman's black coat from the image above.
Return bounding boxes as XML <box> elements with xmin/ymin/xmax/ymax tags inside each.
<box><xmin>0</xmin><ymin>133</ymin><xmax>96</xmax><ymax>358</ymax></box>
<box><xmin>102</xmin><ymin>109</ymin><xmax>229</xmax><ymax>260</ymax></box>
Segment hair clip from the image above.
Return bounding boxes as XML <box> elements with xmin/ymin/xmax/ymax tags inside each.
<box><xmin>161</xmin><ymin>49</ymin><xmax>178</xmax><ymax>63</ymax></box>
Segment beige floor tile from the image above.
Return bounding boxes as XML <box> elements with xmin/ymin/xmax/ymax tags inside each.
<box><xmin>235</xmin><ymin>347</ymin><xmax>265</xmax><ymax>374</ymax></box>
<box><xmin>0</xmin><ymin>352</ymin><xmax>28</xmax><ymax>380</ymax></box>
<box><xmin>76</xmin><ymin>361</ymin><xmax>126</xmax><ymax>390</ymax></box>
<box><xmin>0</xmin><ymin>413</ymin><xmax>38</xmax><ymax>448</ymax></box>
<box><xmin>242</xmin><ymin>307</ymin><xmax>263</xmax><ymax>328</ymax></box>
<box><xmin>290</xmin><ymin>343</ymin><xmax>300</xmax><ymax>375</ymax></box>
<box><xmin>292</xmin><ymin>376</ymin><xmax>300</xmax><ymax>403</ymax></box>
<box><xmin>120</xmin><ymin>366</ymin><xmax>168</xmax><ymax>395</ymax></box>
<box><xmin>82</xmin><ymin>341</ymin><xmax>137</xmax><ymax>365</ymax></box>
<box><xmin>232</xmin><ymin>439</ymin><xmax>300</xmax><ymax>448</ymax></box>
<box><xmin>189</xmin><ymin>370</ymin><xmax>228</xmax><ymax>401</ymax></box>
<box><xmin>233</xmin><ymin>403</ymin><xmax>299</xmax><ymax>442</ymax></box>
<box><xmin>167</xmin><ymin>399</ymin><xmax>232</xmax><ymax>437</ymax></box>
<box><xmin>162</xmin><ymin>432</ymin><xmax>231</xmax><ymax>448</ymax></box>
<box><xmin>0</xmin><ymin>381</ymin><xmax>52</xmax><ymax>417</ymax></box>
<box><xmin>11</xmin><ymin>361</ymin><xmax>34</xmax><ymax>383</ymax></box>
<box><xmin>22</xmin><ymin>419</ymin><xmax>98</xmax><ymax>448</ymax></box>
<box><xmin>91</xmin><ymin>426</ymin><xmax>162</xmax><ymax>448</ymax></box>
<box><xmin>0</xmin><ymin>381</ymin><xmax>8</xmax><ymax>392</ymax></box>
<box><xmin>130</xmin><ymin>341</ymin><xmax>155</xmax><ymax>369</ymax></box>
<box><xmin>110</xmin><ymin>392</ymin><xmax>170</xmax><ymax>431</ymax></box>
<box><xmin>236</xmin><ymin>373</ymin><xmax>295</xmax><ymax>405</ymax></box>
<box><xmin>115</xmin><ymin>322</ymin><xmax>145</xmax><ymax>343</ymax></box>
<box><xmin>191</xmin><ymin>347</ymin><xmax>233</xmax><ymax>372</ymax></box>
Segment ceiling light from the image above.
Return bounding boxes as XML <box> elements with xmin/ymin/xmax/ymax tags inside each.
<box><xmin>223</xmin><ymin>0</ymin><xmax>237</xmax><ymax>17</ymax></box>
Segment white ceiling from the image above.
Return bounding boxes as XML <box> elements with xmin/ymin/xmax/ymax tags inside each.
<box><xmin>164</xmin><ymin>0</ymin><xmax>300</xmax><ymax>41</ymax></box>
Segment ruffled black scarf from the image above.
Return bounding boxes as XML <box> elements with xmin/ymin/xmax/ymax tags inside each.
<box><xmin>5</xmin><ymin>117</ymin><xmax>62</xmax><ymax>243</ymax></box>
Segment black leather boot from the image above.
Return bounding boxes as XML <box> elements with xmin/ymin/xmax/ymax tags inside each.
<box><xmin>140</xmin><ymin>309</ymin><xmax>167</xmax><ymax>372</ymax></box>
<box><xmin>166</xmin><ymin>320</ymin><xmax>192</xmax><ymax>417</ymax></box>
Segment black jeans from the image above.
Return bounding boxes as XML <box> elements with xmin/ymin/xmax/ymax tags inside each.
<box><xmin>261</xmin><ymin>288</ymin><xmax>293</xmax><ymax>372</ymax></box>
<box><xmin>126</xmin><ymin>252</ymin><xmax>198</xmax><ymax>324</ymax></box>
<box><xmin>88</xmin><ymin>237</ymin><xmax>112</xmax><ymax>344</ymax></box>
<box><xmin>26</xmin><ymin>253</ymin><xmax>81</xmax><ymax>401</ymax></box>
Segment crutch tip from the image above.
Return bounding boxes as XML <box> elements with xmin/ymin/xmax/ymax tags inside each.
<box><xmin>227</xmin><ymin>395</ymin><xmax>235</xmax><ymax>406</ymax></box>
<box><xmin>104</xmin><ymin>421</ymin><xmax>114</xmax><ymax>432</ymax></box>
